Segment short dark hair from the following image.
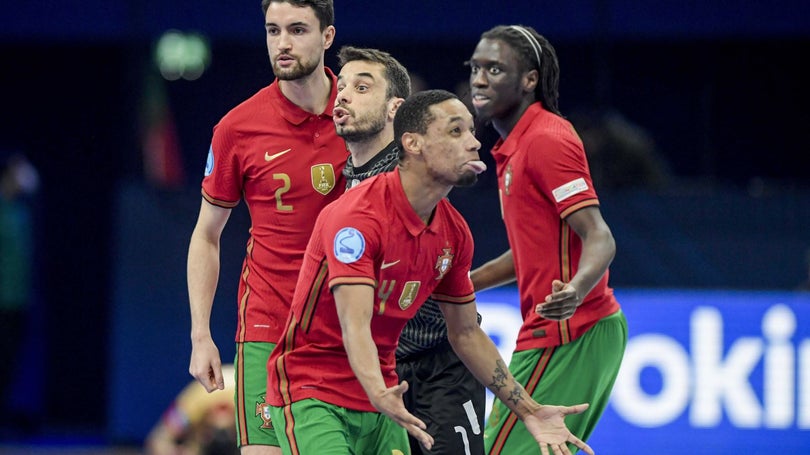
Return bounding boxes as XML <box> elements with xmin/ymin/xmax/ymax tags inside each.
<box><xmin>480</xmin><ymin>24</ymin><xmax>561</xmax><ymax>116</ymax></box>
<box><xmin>337</xmin><ymin>46</ymin><xmax>411</xmax><ymax>100</ymax></box>
<box><xmin>393</xmin><ymin>89</ymin><xmax>459</xmax><ymax>158</ymax></box>
<box><xmin>261</xmin><ymin>0</ymin><xmax>334</xmax><ymax>30</ymax></box>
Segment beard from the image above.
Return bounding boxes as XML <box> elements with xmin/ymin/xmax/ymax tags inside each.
<box><xmin>454</xmin><ymin>170</ymin><xmax>479</xmax><ymax>188</ymax></box>
<box><xmin>335</xmin><ymin>105</ymin><xmax>387</xmax><ymax>143</ymax></box>
<box><xmin>426</xmin><ymin>165</ymin><xmax>479</xmax><ymax>188</ymax></box>
<box><xmin>271</xmin><ymin>52</ymin><xmax>321</xmax><ymax>80</ymax></box>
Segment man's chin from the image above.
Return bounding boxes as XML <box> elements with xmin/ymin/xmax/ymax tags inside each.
<box><xmin>454</xmin><ymin>172</ymin><xmax>479</xmax><ymax>188</ymax></box>
<box><xmin>272</xmin><ymin>64</ymin><xmax>317</xmax><ymax>81</ymax></box>
<box><xmin>274</xmin><ymin>69</ymin><xmax>304</xmax><ymax>80</ymax></box>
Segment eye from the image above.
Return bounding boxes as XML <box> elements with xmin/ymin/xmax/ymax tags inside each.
<box><xmin>488</xmin><ymin>65</ymin><xmax>502</xmax><ymax>75</ymax></box>
<box><xmin>266</xmin><ymin>26</ymin><xmax>280</xmax><ymax>36</ymax></box>
<box><xmin>292</xmin><ymin>26</ymin><xmax>306</xmax><ymax>35</ymax></box>
<box><xmin>356</xmin><ymin>84</ymin><xmax>369</xmax><ymax>93</ymax></box>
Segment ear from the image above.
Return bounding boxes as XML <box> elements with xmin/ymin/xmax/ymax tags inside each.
<box><xmin>400</xmin><ymin>131</ymin><xmax>421</xmax><ymax>156</ymax></box>
<box><xmin>322</xmin><ymin>25</ymin><xmax>336</xmax><ymax>50</ymax></box>
<box><xmin>388</xmin><ymin>98</ymin><xmax>405</xmax><ymax>122</ymax></box>
<box><xmin>522</xmin><ymin>69</ymin><xmax>539</xmax><ymax>94</ymax></box>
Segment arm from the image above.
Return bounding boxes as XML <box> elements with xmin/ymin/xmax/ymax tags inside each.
<box><xmin>469</xmin><ymin>249</ymin><xmax>516</xmax><ymax>292</ymax></box>
<box><xmin>441</xmin><ymin>302</ymin><xmax>594</xmax><ymax>455</ymax></box>
<box><xmin>538</xmin><ymin>205</ymin><xmax>615</xmax><ymax>321</ymax></box>
<box><xmin>333</xmin><ymin>284</ymin><xmax>434</xmax><ymax>450</ymax></box>
<box><xmin>187</xmin><ymin>199</ymin><xmax>232</xmax><ymax>392</ymax></box>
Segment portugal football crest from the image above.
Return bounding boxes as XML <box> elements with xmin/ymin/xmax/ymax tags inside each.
<box><xmin>255</xmin><ymin>399</ymin><xmax>273</xmax><ymax>429</ymax></box>
<box><xmin>504</xmin><ymin>164</ymin><xmax>513</xmax><ymax>196</ymax></box>
<box><xmin>434</xmin><ymin>247</ymin><xmax>454</xmax><ymax>280</ymax></box>
<box><xmin>311</xmin><ymin>163</ymin><xmax>336</xmax><ymax>195</ymax></box>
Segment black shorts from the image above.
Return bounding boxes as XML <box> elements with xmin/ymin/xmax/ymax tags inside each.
<box><xmin>396</xmin><ymin>340</ymin><xmax>486</xmax><ymax>455</ymax></box>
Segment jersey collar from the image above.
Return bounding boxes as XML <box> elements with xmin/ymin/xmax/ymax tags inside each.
<box><xmin>269</xmin><ymin>67</ymin><xmax>338</xmax><ymax>126</ymax></box>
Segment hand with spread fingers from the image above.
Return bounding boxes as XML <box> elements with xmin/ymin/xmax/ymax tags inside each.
<box><xmin>369</xmin><ymin>380</ymin><xmax>435</xmax><ymax>450</ymax></box>
<box><xmin>524</xmin><ymin>403</ymin><xmax>595</xmax><ymax>455</ymax></box>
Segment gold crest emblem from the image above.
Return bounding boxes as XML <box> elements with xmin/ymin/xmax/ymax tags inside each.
<box><xmin>398</xmin><ymin>281</ymin><xmax>421</xmax><ymax>310</ymax></box>
<box><xmin>311</xmin><ymin>163</ymin><xmax>336</xmax><ymax>195</ymax></box>
<box><xmin>434</xmin><ymin>247</ymin><xmax>454</xmax><ymax>280</ymax></box>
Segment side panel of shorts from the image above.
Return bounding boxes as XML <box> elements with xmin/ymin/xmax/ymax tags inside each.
<box><xmin>485</xmin><ymin>310</ymin><xmax>628</xmax><ymax>454</ymax></box>
<box><xmin>235</xmin><ymin>341</ymin><xmax>279</xmax><ymax>447</ymax></box>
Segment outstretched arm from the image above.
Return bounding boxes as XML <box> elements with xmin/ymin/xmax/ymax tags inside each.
<box><xmin>187</xmin><ymin>199</ymin><xmax>232</xmax><ymax>392</ymax></box>
<box><xmin>469</xmin><ymin>249</ymin><xmax>516</xmax><ymax>292</ymax></box>
<box><xmin>442</xmin><ymin>301</ymin><xmax>594</xmax><ymax>455</ymax></box>
<box><xmin>333</xmin><ymin>284</ymin><xmax>434</xmax><ymax>450</ymax></box>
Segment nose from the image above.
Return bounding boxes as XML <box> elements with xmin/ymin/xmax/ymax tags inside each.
<box><xmin>337</xmin><ymin>86</ymin><xmax>350</xmax><ymax>104</ymax></box>
<box><xmin>470</xmin><ymin>69</ymin><xmax>487</xmax><ymax>87</ymax></box>
<box><xmin>467</xmin><ymin>131</ymin><xmax>481</xmax><ymax>152</ymax></box>
<box><xmin>276</xmin><ymin>31</ymin><xmax>292</xmax><ymax>51</ymax></box>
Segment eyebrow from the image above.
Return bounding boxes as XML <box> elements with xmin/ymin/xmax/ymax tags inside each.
<box><xmin>338</xmin><ymin>71</ymin><xmax>376</xmax><ymax>82</ymax></box>
<box><xmin>469</xmin><ymin>58</ymin><xmax>504</xmax><ymax>66</ymax></box>
<box><xmin>351</xmin><ymin>71</ymin><xmax>376</xmax><ymax>79</ymax></box>
<box><xmin>445</xmin><ymin>115</ymin><xmax>469</xmax><ymax>126</ymax></box>
<box><xmin>265</xmin><ymin>20</ymin><xmax>310</xmax><ymax>28</ymax></box>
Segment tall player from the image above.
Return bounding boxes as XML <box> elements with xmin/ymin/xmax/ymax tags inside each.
<box><xmin>186</xmin><ymin>1</ymin><xmax>346</xmax><ymax>454</ymax></box>
<box><xmin>467</xmin><ymin>25</ymin><xmax>628</xmax><ymax>454</ymax></box>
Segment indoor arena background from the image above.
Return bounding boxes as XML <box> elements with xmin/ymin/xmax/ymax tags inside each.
<box><xmin>1</xmin><ymin>1</ymin><xmax>808</xmax><ymax>453</ymax></box>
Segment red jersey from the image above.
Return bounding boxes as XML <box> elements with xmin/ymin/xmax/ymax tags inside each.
<box><xmin>201</xmin><ymin>68</ymin><xmax>348</xmax><ymax>343</ymax></box>
<box><xmin>491</xmin><ymin>102</ymin><xmax>620</xmax><ymax>351</ymax></box>
<box><xmin>267</xmin><ymin>169</ymin><xmax>476</xmax><ymax>412</ymax></box>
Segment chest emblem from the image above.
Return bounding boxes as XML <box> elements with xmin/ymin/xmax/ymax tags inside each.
<box><xmin>398</xmin><ymin>281</ymin><xmax>421</xmax><ymax>310</ymax></box>
<box><xmin>503</xmin><ymin>164</ymin><xmax>513</xmax><ymax>196</ymax></box>
<box><xmin>311</xmin><ymin>163</ymin><xmax>336</xmax><ymax>195</ymax></box>
<box><xmin>434</xmin><ymin>247</ymin><xmax>454</xmax><ymax>281</ymax></box>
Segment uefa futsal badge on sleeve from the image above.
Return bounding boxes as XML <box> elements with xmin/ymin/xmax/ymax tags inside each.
<box><xmin>552</xmin><ymin>177</ymin><xmax>588</xmax><ymax>202</ymax></box>
<box><xmin>204</xmin><ymin>145</ymin><xmax>214</xmax><ymax>176</ymax></box>
<box><xmin>334</xmin><ymin>227</ymin><xmax>365</xmax><ymax>264</ymax></box>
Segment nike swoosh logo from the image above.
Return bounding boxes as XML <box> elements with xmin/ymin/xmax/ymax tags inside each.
<box><xmin>265</xmin><ymin>148</ymin><xmax>292</xmax><ymax>161</ymax></box>
<box><xmin>381</xmin><ymin>260</ymin><xmax>400</xmax><ymax>270</ymax></box>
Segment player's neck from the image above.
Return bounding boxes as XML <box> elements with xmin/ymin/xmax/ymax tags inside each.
<box><xmin>347</xmin><ymin>134</ymin><xmax>394</xmax><ymax>168</ymax></box>
<box><xmin>279</xmin><ymin>63</ymin><xmax>331</xmax><ymax>115</ymax></box>
<box><xmin>399</xmin><ymin>166</ymin><xmax>451</xmax><ymax>225</ymax></box>
<box><xmin>492</xmin><ymin>98</ymin><xmax>534</xmax><ymax>139</ymax></box>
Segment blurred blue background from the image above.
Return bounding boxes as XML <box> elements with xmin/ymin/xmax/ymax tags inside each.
<box><xmin>1</xmin><ymin>0</ymin><xmax>808</xmax><ymax>452</ymax></box>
